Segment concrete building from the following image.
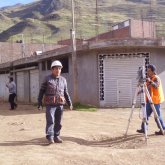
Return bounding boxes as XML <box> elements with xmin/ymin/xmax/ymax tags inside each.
<box><xmin>0</xmin><ymin>19</ymin><xmax>164</xmax><ymax>108</ymax></box>
<box><xmin>0</xmin><ymin>38</ymin><xmax>165</xmax><ymax>108</ymax></box>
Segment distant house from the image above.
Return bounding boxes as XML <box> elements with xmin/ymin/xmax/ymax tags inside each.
<box><xmin>0</xmin><ymin>19</ymin><xmax>165</xmax><ymax>108</ymax></box>
<box><xmin>88</xmin><ymin>19</ymin><xmax>156</xmax><ymax>41</ymax></box>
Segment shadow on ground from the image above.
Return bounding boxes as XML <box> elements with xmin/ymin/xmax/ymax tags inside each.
<box><xmin>0</xmin><ymin>134</ymin><xmax>156</xmax><ymax>149</ymax></box>
<box><xmin>0</xmin><ymin>103</ymin><xmax>45</xmax><ymax>116</ymax></box>
<box><xmin>62</xmin><ymin>134</ymin><xmax>151</xmax><ymax>149</ymax></box>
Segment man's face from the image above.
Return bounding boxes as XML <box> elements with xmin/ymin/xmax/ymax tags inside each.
<box><xmin>147</xmin><ymin>68</ymin><xmax>154</xmax><ymax>78</ymax></box>
<box><xmin>51</xmin><ymin>66</ymin><xmax>62</xmax><ymax>77</ymax></box>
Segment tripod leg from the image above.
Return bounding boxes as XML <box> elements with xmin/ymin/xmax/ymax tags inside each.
<box><xmin>144</xmin><ymin>84</ymin><xmax>164</xmax><ymax>135</ymax></box>
<box><xmin>143</xmin><ymin>121</ymin><xmax>148</xmax><ymax>143</ymax></box>
<box><xmin>125</xmin><ymin>87</ymin><xmax>139</xmax><ymax>136</ymax></box>
<box><xmin>141</xmin><ymin>89</ymin><xmax>148</xmax><ymax>143</ymax></box>
<box><xmin>141</xmin><ymin>102</ymin><xmax>148</xmax><ymax>143</ymax></box>
<box><xmin>125</xmin><ymin>104</ymin><xmax>135</xmax><ymax>136</ymax></box>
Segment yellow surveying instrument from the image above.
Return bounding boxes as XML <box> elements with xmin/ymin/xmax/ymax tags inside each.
<box><xmin>125</xmin><ymin>66</ymin><xmax>164</xmax><ymax>143</ymax></box>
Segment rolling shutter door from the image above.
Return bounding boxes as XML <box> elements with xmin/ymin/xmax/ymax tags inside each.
<box><xmin>16</xmin><ymin>72</ymin><xmax>24</xmax><ymax>102</ymax></box>
<box><xmin>30</xmin><ymin>70</ymin><xmax>39</xmax><ymax>103</ymax></box>
<box><xmin>117</xmin><ymin>79</ymin><xmax>132</xmax><ymax>107</ymax></box>
<box><xmin>103</xmin><ymin>56</ymin><xmax>145</xmax><ymax>107</ymax></box>
<box><xmin>0</xmin><ymin>74</ymin><xmax>10</xmax><ymax>101</ymax></box>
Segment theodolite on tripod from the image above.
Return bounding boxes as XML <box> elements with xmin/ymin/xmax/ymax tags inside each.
<box><xmin>125</xmin><ymin>66</ymin><xmax>164</xmax><ymax>143</ymax></box>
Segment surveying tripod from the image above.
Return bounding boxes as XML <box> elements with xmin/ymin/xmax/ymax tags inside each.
<box><xmin>125</xmin><ymin>74</ymin><xmax>164</xmax><ymax>143</ymax></box>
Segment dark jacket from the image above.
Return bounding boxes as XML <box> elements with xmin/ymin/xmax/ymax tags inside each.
<box><xmin>38</xmin><ymin>74</ymin><xmax>72</xmax><ymax>106</ymax></box>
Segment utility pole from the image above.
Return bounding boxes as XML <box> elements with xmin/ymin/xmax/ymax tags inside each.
<box><xmin>149</xmin><ymin>0</ymin><xmax>157</xmax><ymax>38</ymax></box>
<box><xmin>71</xmin><ymin>0</ymin><xmax>78</xmax><ymax>103</ymax></box>
<box><xmin>141</xmin><ymin>10</ymin><xmax>144</xmax><ymax>38</ymax></box>
<box><xmin>21</xmin><ymin>34</ymin><xmax>25</xmax><ymax>58</ymax></box>
<box><xmin>42</xmin><ymin>34</ymin><xmax>45</xmax><ymax>52</ymax></box>
<box><xmin>95</xmin><ymin>0</ymin><xmax>99</xmax><ymax>41</ymax></box>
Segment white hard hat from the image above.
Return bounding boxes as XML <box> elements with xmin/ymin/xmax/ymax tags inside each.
<box><xmin>51</xmin><ymin>60</ymin><xmax>63</xmax><ymax>68</ymax></box>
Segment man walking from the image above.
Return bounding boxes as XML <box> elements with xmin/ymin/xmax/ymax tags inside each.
<box><xmin>137</xmin><ymin>64</ymin><xmax>165</xmax><ymax>135</ymax></box>
<box><xmin>38</xmin><ymin>60</ymin><xmax>73</xmax><ymax>144</ymax></box>
<box><xmin>6</xmin><ymin>77</ymin><xmax>17</xmax><ymax>110</ymax></box>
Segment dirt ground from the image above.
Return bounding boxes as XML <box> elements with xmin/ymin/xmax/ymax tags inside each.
<box><xmin>0</xmin><ymin>102</ymin><xmax>165</xmax><ymax>165</ymax></box>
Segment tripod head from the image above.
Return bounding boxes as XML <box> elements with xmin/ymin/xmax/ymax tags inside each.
<box><xmin>137</xmin><ymin>66</ymin><xmax>146</xmax><ymax>84</ymax></box>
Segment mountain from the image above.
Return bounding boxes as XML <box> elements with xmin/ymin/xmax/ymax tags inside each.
<box><xmin>0</xmin><ymin>0</ymin><xmax>164</xmax><ymax>43</ymax></box>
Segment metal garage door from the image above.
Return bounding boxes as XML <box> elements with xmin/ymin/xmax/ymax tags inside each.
<box><xmin>0</xmin><ymin>74</ymin><xmax>10</xmax><ymax>101</ymax></box>
<box><xmin>102</xmin><ymin>56</ymin><xmax>145</xmax><ymax>107</ymax></box>
<box><xmin>30</xmin><ymin>69</ymin><xmax>39</xmax><ymax>103</ymax></box>
<box><xmin>16</xmin><ymin>72</ymin><xmax>24</xmax><ymax>102</ymax></box>
<box><xmin>117</xmin><ymin>79</ymin><xmax>132</xmax><ymax>107</ymax></box>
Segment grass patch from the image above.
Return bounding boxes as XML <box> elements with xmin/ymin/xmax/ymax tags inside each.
<box><xmin>33</xmin><ymin>102</ymin><xmax>97</xmax><ymax>112</ymax></box>
<box><xmin>73</xmin><ymin>103</ymin><xmax>97</xmax><ymax>112</ymax></box>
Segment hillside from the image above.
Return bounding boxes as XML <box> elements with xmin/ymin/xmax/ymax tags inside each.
<box><xmin>0</xmin><ymin>0</ymin><xmax>164</xmax><ymax>43</ymax></box>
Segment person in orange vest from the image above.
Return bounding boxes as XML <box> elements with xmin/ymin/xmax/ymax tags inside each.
<box><xmin>137</xmin><ymin>64</ymin><xmax>165</xmax><ymax>135</ymax></box>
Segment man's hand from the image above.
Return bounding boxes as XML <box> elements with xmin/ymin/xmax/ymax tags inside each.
<box><xmin>38</xmin><ymin>101</ymin><xmax>43</xmax><ymax>110</ymax></box>
<box><xmin>69</xmin><ymin>105</ymin><xmax>73</xmax><ymax>111</ymax></box>
<box><xmin>38</xmin><ymin>105</ymin><xmax>43</xmax><ymax>110</ymax></box>
<box><xmin>146</xmin><ymin>77</ymin><xmax>151</xmax><ymax>82</ymax></box>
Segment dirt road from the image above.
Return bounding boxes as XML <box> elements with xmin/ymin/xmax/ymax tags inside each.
<box><xmin>0</xmin><ymin>103</ymin><xmax>165</xmax><ymax>165</ymax></box>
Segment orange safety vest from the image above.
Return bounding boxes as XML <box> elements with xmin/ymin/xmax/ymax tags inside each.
<box><xmin>147</xmin><ymin>75</ymin><xmax>164</xmax><ymax>104</ymax></box>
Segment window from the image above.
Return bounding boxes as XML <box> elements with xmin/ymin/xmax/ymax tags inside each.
<box><xmin>61</xmin><ymin>58</ymin><xmax>69</xmax><ymax>73</ymax></box>
<box><xmin>42</xmin><ymin>61</ymin><xmax>46</xmax><ymax>71</ymax></box>
<box><xmin>47</xmin><ymin>60</ymin><xmax>52</xmax><ymax>70</ymax></box>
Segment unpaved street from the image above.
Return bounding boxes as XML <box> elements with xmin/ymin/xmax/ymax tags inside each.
<box><xmin>0</xmin><ymin>103</ymin><xmax>165</xmax><ymax>165</ymax></box>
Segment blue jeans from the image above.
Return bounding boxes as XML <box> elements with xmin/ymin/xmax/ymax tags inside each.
<box><xmin>45</xmin><ymin>105</ymin><xmax>63</xmax><ymax>140</ymax></box>
<box><xmin>9</xmin><ymin>93</ymin><xmax>17</xmax><ymax>110</ymax></box>
<box><xmin>141</xmin><ymin>102</ymin><xmax>165</xmax><ymax>130</ymax></box>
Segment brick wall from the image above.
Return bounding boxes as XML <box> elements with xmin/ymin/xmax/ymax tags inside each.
<box><xmin>131</xmin><ymin>20</ymin><xmax>156</xmax><ymax>38</ymax></box>
<box><xmin>111</xmin><ymin>27</ymin><xmax>130</xmax><ymax>39</ymax></box>
<box><xmin>87</xmin><ymin>19</ymin><xmax>156</xmax><ymax>42</ymax></box>
<box><xmin>0</xmin><ymin>42</ymin><xmax>62</xmax><ymax>64</ymax></box>
<box><xmin>57</xmin><ymin>39</ymin><xmax>84</xmax><ymax>46</ymax></box>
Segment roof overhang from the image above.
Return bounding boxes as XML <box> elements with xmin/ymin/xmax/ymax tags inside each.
<box><xmin>0</xmin><ymin>38</ymin><xmax>165</xmax><ymax>70</ymax></box>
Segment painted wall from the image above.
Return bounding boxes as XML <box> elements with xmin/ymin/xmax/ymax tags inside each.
<box><xmin>77</xmin><ymin>51</ymin><xmax>99</xmax><ymax>106</ymax></box>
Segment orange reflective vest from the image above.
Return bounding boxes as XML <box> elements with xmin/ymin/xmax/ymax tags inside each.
<box><xmin>147</xmin><ymin>75</ymin><xmax>164</xmax><ymax>104</ymax></box>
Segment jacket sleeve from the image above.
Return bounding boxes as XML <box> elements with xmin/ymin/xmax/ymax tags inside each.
<box><xmin>6</xmin><ymin>83</ymin><xmax>9</xmax><ymax>88</ymax></box>
<box><xmin>38</xmin><ymin>77</ymin><xmax>47</xmax><ymax>106</ymax></box>
<box><xmin>151</xmin><ymin>76</ymin><xmax>160</xmax><ymax>89</ymax></box>
<box><xmin>64</xmin><ymin>79</ymin><xmax>72</xmax><ymax>106</ymax></box>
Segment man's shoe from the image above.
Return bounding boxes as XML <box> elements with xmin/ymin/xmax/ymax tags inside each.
<box><xmin>48</xmin><ymin>138</ymin><xmax>54</xmax><ymax>144</ymax></box>
<box><xmin>54</xmin><ymin>136</ymin><xmax>63</xmax><ymax>143</ymax></box>
<box><xmin>155</xmin><ymin>130</ymin><xmax>164</xmax><ymax>135</ymax></box>
<box><xmin>136</xmin><ymin>129</ymin><xmax>145</xmax><ymax>134</ymax></box>
<box><xmin>14</xmin><ymin>104</ymin><xmax>17</xmax><ymax>109</ymax></box>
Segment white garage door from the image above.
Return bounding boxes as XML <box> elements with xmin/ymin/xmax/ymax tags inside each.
<box><xmin>117</xmin><ymin>79</ymin><xmax>132</xmax><ymax>107</ymax></box>
<box><xmin>16</xmin><ymin>72</ymin><xmax>24</xmax><ymax>102</ymax></box>
<box><xmin>0</xmin><ymin>74</ymin><xmax>10</xmax><ymax>101</ymax></box>
<box><xmin>101</xmin><ymin>56</ymin><xmax>145</xmax><ymax>107</ymax></box>
<box><xmin>30</xmin><ymin>69</ymin><xmax>39</xmax><ymax>103</ymax></box>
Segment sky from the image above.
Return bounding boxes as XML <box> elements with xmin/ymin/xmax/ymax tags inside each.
<box><xmin>0</xmin><ymin>0</ymin><xmax>38</xmax><ymax>8</ymax></box>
